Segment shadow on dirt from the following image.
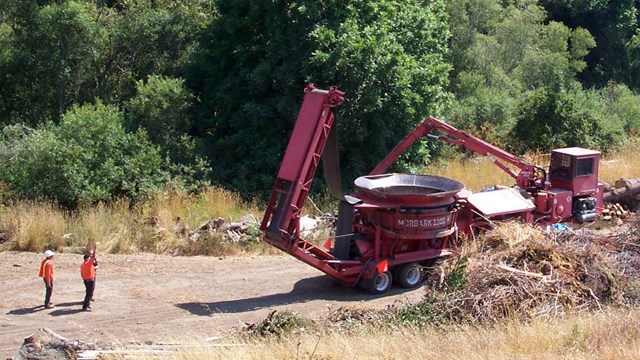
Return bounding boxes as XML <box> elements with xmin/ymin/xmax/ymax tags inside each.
<box><xmin>48</xmin><ymin>308</ymin><xmax>89</xmax><ymax>316</ymax></box>
<box><xmin>176</xmin><ymin>275</ymin><xmax>421</xmax><ymax>316</ymax></box>
<box><xmin>8</xmin><ymin>301</ymin><xmax>84</xmax><ymax>316</ymax></box>
<box><xmin>7</xmin><ymin>306</ymin><xmax>42</xmax><ymax>315</ymax></box>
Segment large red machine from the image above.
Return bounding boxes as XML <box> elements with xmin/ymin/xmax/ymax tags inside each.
<box><xmin>260</xmin><ymin>84</ymin><xmax>603</xmax><ymax>294</ymax></box>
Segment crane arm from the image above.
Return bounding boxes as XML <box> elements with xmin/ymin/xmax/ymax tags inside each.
<box><xmin>370</xmin><ymin>116</ymin><xmax>547</xmax><ymax>191</ymax></box>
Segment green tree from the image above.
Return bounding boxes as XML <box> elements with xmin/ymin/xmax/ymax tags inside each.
<box><xmin>96</xmin><ymin>3</ymin><xmax>211</xmax><ymax>102</ymax></box>
<box><xmin>0</xmin><ymin>1</ymin><xmax>105</xmax><ymax>124</ymax></box>
<box><xmin>447</xmin><ymin>71</ymin><xmax>515</xmax><ymax>147</ymax></box>
<box><xmin>514</xmin><ymin>23</ymin><xmax>596</xmax><ymax>90</ymax></box>
<box><xmin>446</xmin><ymin>1</ymin><xmax>596</xmax><ymax>149</ymax></box>
<box><xmin>0</xmin><ymin>102</ymin><xmax>169</xmax><ymax>207</ymax></box>
<box><xmin>0</xmin><ymin>0</ymin><xmax>213</xmax><ymax>124</ymax></box>
<box><xmin>600</xmin><ymin>83</ymin><xmax>640</xmax><ymax>134</ymax></box>
<box><xmin>126</xmin><ymin>75</ymin><xmax>211</xmax><ymax>190</ymax></box>
<box><xmin>539</xmin><ymin>0</ymin><xmax>638</xmax><ymax>87</ymax></box>
<box><xmin>446</xmin><ymin>0</ymin><xmax>504</xmax><ymax>78</ymax></box>
<box><xmin>188</xmin><ymin>0</ymin><xmax>451</xmax><ymax>197</ymax></box>
<box><xmin>509</xmin><ymin>87</ymin><xmax>624</xmax><ymax>153</ymax></box>
<box><xmin>126</xmin><ymin>75</ymin><xmax>194</xmax><ymax>154</ymax></box>
<box><xmin>627</xmin><ymin>32</ymin><xmax>640</xmax><ymax>89</ymax></box>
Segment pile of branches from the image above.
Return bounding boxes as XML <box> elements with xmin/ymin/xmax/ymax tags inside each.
<box><xmin>426</xmin><ymin>215</ymin><xmax>640</xmax><ymax>324</ymax></box>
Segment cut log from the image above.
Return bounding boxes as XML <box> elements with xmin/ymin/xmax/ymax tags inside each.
<box><xmin>602</xmin><ymin>177</ymin><xmax>640</xmax><ymax>204</ymax></box>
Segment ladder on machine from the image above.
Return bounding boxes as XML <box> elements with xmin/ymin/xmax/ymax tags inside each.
<box><xmin>261</xmin><ymin>84</ymin><xmax>344</xmax><ymax>262</ymax></box>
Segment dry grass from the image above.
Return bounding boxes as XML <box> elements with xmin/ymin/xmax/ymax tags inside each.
<box><xmin>126</xmin><ymin>308</ymin><xmax>640</xmax><ymax>360</ymax></box>
<box><xmin>425</xmin><ymin>156</ymin><xmax>515</xmax><ymax>191</ymax></box>
<box><xmin>0</xmin><ymin>201</ymin><xmax>68</xmax><ymax>252</ymax></box>
<box><xmin>426</xmin><ymin>140</ymin><xmax>640</xmax><ymax>191</ymax></box>
<box><xmin>599</xmin><ymin>139</ymin><xmax>640</xmax><ymax>184</ymax></box>
<box><xmin>0</xmin><ymin>187</ymin><xmax>263</xmax><ymax>255</ymax></box>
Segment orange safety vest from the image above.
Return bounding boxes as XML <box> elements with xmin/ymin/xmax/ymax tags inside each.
<box><xmin>39</xmin><ymin>259</ymin><xmax>53</xmax><ymax>284</ymax></box>
<box><xmin>80</xmin><ymin>258</ymin><xmax>96</xmax><ymax>280</ymax></box>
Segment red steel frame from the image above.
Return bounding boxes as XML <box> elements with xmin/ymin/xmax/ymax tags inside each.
<box><xmin>261</xmin><ymin>84</ymin><xmax>603</xmax><ymax>290</ymax></box>
<box><xmin>260</xmin><ymin>84</ymin><xmax>364</xmax><ymax>284</ymax></box>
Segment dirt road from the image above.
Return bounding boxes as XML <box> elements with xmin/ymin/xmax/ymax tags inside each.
<box><xmin>0</xmin><ymin>251</ymin><xmax>426</xmax><ymax>358</ymax></box>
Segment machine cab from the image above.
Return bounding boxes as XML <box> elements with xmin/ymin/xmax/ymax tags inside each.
<box><xmin>548</xmin><ymin>147</ymin><xmax>602</xmax><ymax>222</ymax></box>
<box><xmin>548</xmin><ymin>147</ymin><xmax>600</xmax><ymax>196</ymax></box>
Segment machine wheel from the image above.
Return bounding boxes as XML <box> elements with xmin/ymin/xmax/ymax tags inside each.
<box><xmin>362</xmin><ymin>271</ymin><xmax>393</xmax><ymax>295</ymax></box>
<box><xmin>396</xmin><ymin>262</ymin><xmax>423</xmax><ymax>288</ymax></box>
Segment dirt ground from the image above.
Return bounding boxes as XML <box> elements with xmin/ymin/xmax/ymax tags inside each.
<box><xmin>0</xmin><ymin>251</ymin><xmax>426</xmax><ymax>358</ymax></box>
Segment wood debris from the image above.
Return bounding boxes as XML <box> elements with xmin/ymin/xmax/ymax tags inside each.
<box><xmin>601</xmin><ymin>202</ymin><xmax>630</xmax><ymax>221</ymax></box>
<box><xmin>13</xmin><ymin>327</ymin><xmax>94</xmax><ymax>360</ymax></box>
<box><xmin>427</xmin><ymin>216</ymin><xmax>640</xmax><ymax>324</ymax></box>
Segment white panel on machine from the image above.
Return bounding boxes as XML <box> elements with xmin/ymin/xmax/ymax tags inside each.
<box><xmin>467</xmin><ymin>188</ymin><xmax>536</xmax><ymax>217</ymax></box>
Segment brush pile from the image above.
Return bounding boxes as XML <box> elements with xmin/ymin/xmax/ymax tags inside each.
<box><xmin>427</xmin><ymin>214</ymin><xmax>640</xmax><ymax>324</ymax></box>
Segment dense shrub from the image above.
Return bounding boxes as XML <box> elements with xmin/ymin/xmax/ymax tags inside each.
<box><xmin>509</xmin><ymin>87</ymin><xmax>625</xmax><ymax>154</ymax></box>
<box><xmin>0</xmin><ymin>102</ymin><xmax>169</xmax><ymax>207</ymax></box>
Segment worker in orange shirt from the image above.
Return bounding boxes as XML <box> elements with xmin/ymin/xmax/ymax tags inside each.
<box><xmin>38</xmin><ymin>250</ymin><xmax>55</xmax><ymax>309</ymax></box>
<box><xmin>80</xmin><ymin>251</ymin><xmax>97</xmax><ymax>312</ymax></box>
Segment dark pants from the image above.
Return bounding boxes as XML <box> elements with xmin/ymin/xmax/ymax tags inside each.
<box><xmin>44</xmin><ymin>279</ymin><xmax>53</xmax><ymax>306</ymax></box>
<box><xmin>83</xmin><ymin>280</ymin><xmax>95</xmax><ymax>310</ymax></box>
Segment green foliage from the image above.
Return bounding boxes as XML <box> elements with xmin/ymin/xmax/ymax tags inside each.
<box><xmin>0</xmin><ymin>1</ymin><xmax>105</xmax><ymax>124</ymax></box>
<box><xmin>0</xmin><ymin>102</ymin><xmax>170</xmax><ymax>207</ymax></box>
<box><xmin>539</xmin><ymin>0</ymin><xmax>638</xmax><ymax>87</ymax></box>
<box><xmin>509</xmin><ymin>87</ymin><xmax>625</xmax><ymax>153</ymax></box>
<box><xmin>0</xmin><ymin>0</ymin><xmax>212</xmax><ymax>125</ymax></box>
<box><xmin>445</xmin><ymin>256</ymin><xmax>468</xmax><ymax>291</ymax></box>
<box><xmin>627</xmin><ymin>33</ymin><xmax>640</xmax><ymax>90</ymax></box>
<box><xmin>187</xmin><ymin>1</ymin><xmax>317</xmax><ymax>196</ymax></box>
<box><xmin>310</xmin><ymin>0</ymin><xmax>452</xmax><ymax>182</ymax></box>
<box><xmin>99</xmin><ymin>5</ymin><xmax>207</xmax><ymax>101</ymax></box>
<box><xmin>515</xmin><ymin>22</ymin><xmax>596</xmax><ymax>90</ymax></box>
<box><xmin>460</xmin><ymin>2</ymin><xmax>595</xmax><ymax>91</ymax></box>
<box><xmin>244</xmin><ymin>310</ymin><xmax>312</xmax><ymax>338</ymax></box>
<box><xmin>446</xmin><ymin>0</ymin><xmax>600</xmax><ymax>153</ymax></box>
<box><xmin>389</xmin><ymin>302</ymin><xmax>445</xmax><ymax>328</ymax></box>
<box><xmin>127</xmin><ymin>75</ymin><xmax>194</xmax><ymax>144</ymax></box>
<box><xmin>600</xmin><ymin>83</ymin><xmax>640</xmax><ymax>135</ymax></box>
<box><xmin>448</xmin><ymin>71</ymin><xmax>515</xmax><ymax>146</ymax></box>
<box><xmin>126</xmin><ymin>75</ymin><xmax>212</xmax><ymax>190</ymax></box>
<box><xmin>0</xmin><ymin>0</ymin><xmax>638</xmax><ymax>206</ymax></box>
<box><xmin>446</xmin><ymin>0</ymin><xmax>504</xmax><ymax>78</ymax></box>
<box><xmin>188</xmin><ymin>0</ymin><xmax>451</xmax><ymax>197</ymax></box>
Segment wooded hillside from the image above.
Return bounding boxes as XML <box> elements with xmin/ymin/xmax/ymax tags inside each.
<box><xmin>1</xmin><ymin>0</ymin><xmax>639</xmax><ymax>207</ymax></box>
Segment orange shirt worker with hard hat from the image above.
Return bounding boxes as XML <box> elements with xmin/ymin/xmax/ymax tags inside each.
<box><xmin>38</xmin><ymin>250</ymin><xmax>55</xmax><ymax>309</ymax></box>
<box><xmin>80</xmin><ymin>251</ymin><xmax>97</xmax><ymax>311</ymax></box>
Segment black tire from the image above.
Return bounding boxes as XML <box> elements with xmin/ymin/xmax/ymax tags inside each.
<box><xmin>396</xmin><ymin>262</ymin><xmax>423</xmax><ymax>288</ymax></box>
<box><xmin>362</xmin><ymin>270</ymin><xmax>393</xmax><ymax>294</ymax></box>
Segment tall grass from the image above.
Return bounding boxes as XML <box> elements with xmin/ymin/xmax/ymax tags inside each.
<box><xmin>139</xmin><ymin>308</ymin><xmax>640</xmax><ymax>359</ymax></box>
<box><xmin>425</xmin><ymin>156</ymin><xmax>516</xmax><ymax>191</ymax></box>
<box><xmin>0</xmin><ymin>187</ymin><xmax>261</xmax><ymax>254</ymax></box>
<box><xmin>599</xmin><ymin>139</ymin><xmax>640</xmax><ymax>184</ymax></box>
<box><xmin>1</xmin><ymin>201</ymin><xmax>68</xmax><ymax>252</ymax></box>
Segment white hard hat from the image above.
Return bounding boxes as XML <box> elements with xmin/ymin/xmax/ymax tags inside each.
<box><xmin>44</xmin><ymin>250</ymin><xmax>54</xmax><ymax>258</ymax></box>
